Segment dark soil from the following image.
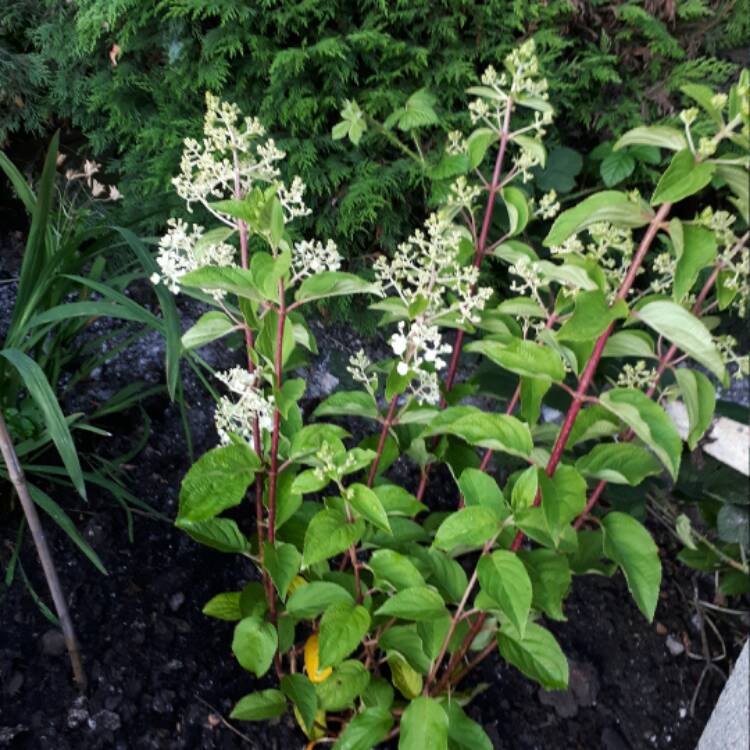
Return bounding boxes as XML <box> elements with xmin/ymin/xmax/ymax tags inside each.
<box><xmin>0</xmin><ymin>238</ymin><xmax>746</xmax><ymax>749</ymax></box>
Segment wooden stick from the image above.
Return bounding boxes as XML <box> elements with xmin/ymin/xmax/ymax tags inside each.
<box><xmin>0</xmin><ymin>410</ymin><xmax>86</xmax><ymax>690</ymax></box>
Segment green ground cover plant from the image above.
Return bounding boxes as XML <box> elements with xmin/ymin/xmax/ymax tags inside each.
<box><xmin>152</xmin><ymin>42</ymin><xmax>748</xmax><ymax>747</ymax></box>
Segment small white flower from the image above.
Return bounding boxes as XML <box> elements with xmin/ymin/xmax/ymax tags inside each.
<box><xmin>397</xmin><ymin>361</ymin><xmax>409</xmax><ymax>376</ymax></box>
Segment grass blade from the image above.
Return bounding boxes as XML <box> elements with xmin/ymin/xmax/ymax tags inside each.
<box><xmin>0</xmin><ymin>348</ymin><xmax>86</xmax><ymax>499</ymax></box>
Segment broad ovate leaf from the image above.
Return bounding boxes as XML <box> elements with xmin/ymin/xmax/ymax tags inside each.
<box><xmin>599</xmin><ymin>388</ymin><xmax>682</xmax><ymax>479</ymax></box>
<box><xmin>602</xmin><ymin>512</ymin><xmax>662</xmax><ymax>621</ymax></box>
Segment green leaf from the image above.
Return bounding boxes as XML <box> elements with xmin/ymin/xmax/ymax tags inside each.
<box><xmin>716</xmin><ymin>164</ymin><xmax>749</xmax><ymax>223</ymax></box>
<box><xmin>373</xmin><ymin>484</ymin><xmax>426</xmax><ymax>517</ymax></box>
<box><xmin>636</xmin><ymin>300</ymin><xmax>726</xmax><ymax>382</ymax></box>
<box><xmin>614</xmin><ymin>126</ymin><xmax>687</xmax><ymax>152</ymax></box>
<box><xmin>557</xmin><ymin>290</ymin><xmax>628</xmax><ymax>341</ymax></box>
<box><xmin>681</xmin><ymin>83</ymin><xmax>723</xmax><ymax>125</ymax></box>
<box><xmin>334</xmin><ymin>707</ymin><xmax>394</xmax><ymax>750</ymax></box>
<box><xmin>380</xmin><ymin>625</ymin><xmax>432</xmax><ymax>673</ymax></box>
<box><xmin>674</xmin><ymin>368</ymin><xmax>716</xmax><ymax>450</ymax></box>
<box><xmin>313</xmin><ymin>391</ymin><xmax>379</xmax><ymax>420</ymax></box>
<box><xmin>533</xmin><ymin>146</ymin><xmax>582</xmax><ymax>194</ymax></box>
<box><xmin>374</xmin><ymin>586</ymin><xmax>447</xmax><ymax>621</ymax></box>
<box><xmin>202</xmin><ymin>592</ymin><xmax>242</xmax><ymax>621</ymax></box>
<box><xmin>232</xmin><ymin>616</ymin><xmax>278</xmax><ymax>677</ymax></box>
<box><xmin>467</xmin><ymin>128</ymin><xmax>496</xmax><ymax>168</ymax></box>
<box><xmin>511</xmin><ymin>465</ymin><xmax>538</xmax><ymax>511</ymax></box>
<box><xmin>286</xmin><ymin>581</ymin><xmax>354</xmax><ymax>619</ymax></box>
<box><xmin>575</xmin><ymin>443</ymin><xmax>663</xmax><ymax>486</ymax></box>
<box><xmin>444</xmin><ymin>701</ymin><xmax>493</xmax><ymax>750</ymax></box>
<box><xmin>175</xmin><ymin>517</ymin><xmax>250</xmax><ymax>553</ymax></box>
<box><xmin>263</xmin><ymin>542</ymin><xmax>301</xmax><ymax>600</ymax></box>
<box><xmin>502</xmin><ymin>186</ymin><xmax>529</xmax><ymax>236</ymax></box>
<box><xmin>319</xmin><ymin>602</ymin><xmax>371</xmax><ymax>668</ymax></box>
<box><xmin>423</xmin><ymin>405</ymin><xmax>533</xmax><ymax>458</ymax></box>
<box><xmin>0</xmin><ymin>349</ymin><xmax>86</xmax><ymax>499</ymax></box>
<box><xmin>181</xmin><ymin>311</ymin><xmax>236</xmax><ymax>350</ymax></box>
<box><xmin>599</xmin><ymin>388</ymin><xmax>682</xmax><ymax>480</ymax></box>
<box><xmin>433</xmin><ymin>507</ymin><xmax>499</xmax><ymax>551</ymax></box>
<box><xmin>394</xmin><ymin>88</ymin><xmax>439</xmax><ymax>131</ymax></box>
<box><xmin>430</xmin><ymin>153</ymin><xmax>470</xmax><ymax>180</ymax></box>
<box><xmin>295</xmin><ymin>272</ymin><xmax>381</xmax><ymax>304</ymax></box>
<box><xmin>178</xmin><ymin>442</ymin><xmax>260</xmax><ymax>521</ymax></box>
<box><xmin>179</xmin><ymin>266</ymin><xmax>264</xmax><ymax>302</ymax></box>
<box><xmin>477</xmin><ymin>550</ymin><xmax>532</xmax><ymax>635</ymax></box>
<box><xmin>467</xmin><ymin>339</ymin><xmax>565</xmax><ymax>382</ymax></box>
<box><xmin>280</xmin><ymin>674</ymin><xmax>317</xmax><ymax>734</ymax></box>
<box><xmin>399</xmin><ymin>697</ymin><xmax>449</xmax><ymax>750</ymax></box>
<box><xmin>303</xmin><ymin>509</ymin><xmax>365</xmax><ymax>567</ymax></box>
<box><xmin>602</xmin><ymin>331</ymin><xmax>656</xmax><ymax>359</ymax></box>
<box><xmin>25</xmin><ymin>484</ymin><xmax>106</xmax><ymax>574</ymax></box>
<box><xmin>544</xmin><ymin>191</ymin><xmax>650</xmax><ymax>247</ymax></box>
<box><xmin>458</xmin><ymin>468</ymin><xmax>505</xmax><ymax>518</ymax></box>
<box><xmin>368</xmin><ymin>549</ymin><xmax>426</xmax><ymax>591</ymax></box>
<box><xmin>497</xmin><ymin>622</ymin><xmax>569</xmax><ymax>690</ymax></box>
<box><xmin>425</xmin><ymin>549</ymin><xmax>468</xmax><ymax>604</ymax></box>
<box><xmin>674</xmin><ymin>225</ymin><xmax>717</xmax><ymax>302</ymax></box>
<box><xmin>518</xmin><ymin>549</ymin><xmax>571</xmax><ymax>621</ymax></box>
<box><xmin>316</xmin><ymin>660</ymin><xmax>370</xmax><ymax>711</ymax></box>
<box><xmin>229</xmin><ymin>689</ymin><xmax>286</xmax><ymax>720</ymax></box>
<box><xmin>602</xmin><ymin>512</ymin><xmax>662</xmax><ymax>621</ymax></box>
<box><xmin>538</xmin><ymin>465</ymin><xmax>587</xmax><ymax>541</ymax></box>
<box><xmin>651</xmin><ymin>150</ymin><xmax>715</xmax><ymax>205</ymax></box>
<box><xmin>347</xmin><ymin>483</ymin><xmax>391</xmax><ymax>533</ymax></box>
<box><xmin>600</xmin><ymin>150</ymin><xmax>635</xmax><ymax>186</ymax></box>
<box><xmin>520</xmin><ymin>377</ymin><xmax>551</xmax><ymax>425</ymax></box>
<box><xmin>388</xmin><ymin>652</ymin><xmax>423</xmax><ymax>698</ymax></box>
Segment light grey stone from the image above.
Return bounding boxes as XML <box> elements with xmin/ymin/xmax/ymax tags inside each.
<box><xmin>697</xmin><ymin>639</ymin><xmax>748</xmax><ymax>750</ymax></box>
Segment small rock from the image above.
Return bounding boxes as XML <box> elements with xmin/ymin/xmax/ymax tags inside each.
<box><xmin>4</xmin><ymin>671</ymin><xmax>23</xmax><ymax>696</ymax></box>
<box><xmin>655</xmin><ymin>622</ymin><xmax>668</xmax><ymax>636</ymax></box>
<box><xmin>169</xmin><ymin>592</ymin><xmax>186</xmax><ymax>612</ymax></box>
<box><xmin>666</xmin><ymin>634</ymin><xmax>685</xmax><ymax>656</ymax></box>
<box><xmin>538</xmin><ymin>687</ymin><xmax>578</xmax><ymax>718</ymax></box>
<box><xmin>0</xmin><ymin>725</ymin><xmax>28</xmax><ymax>746</ymax></box>
<box><xmin>41</xmin><ymin>629</ymin><xmax>67</xmax><ymax>657</ymax></box>
<box><xmin>91</xmin><ymin>709</ymin><xmax>121</xmax><ymax>732</ymax></box>
<box><xmin>66</xmin><ymin>697</ymin><xmax>89</xmax><ymax>729</ymax></box>
<box><xmin>569</xmin><ymin>660</ymin><xmax>599</xmax><ymax>707</ymax></box>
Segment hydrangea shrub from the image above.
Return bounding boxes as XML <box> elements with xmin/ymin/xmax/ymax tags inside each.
<box><xmin>153</xmin><ymin>48</ymin><xmax>749</xmax><ymax>748</ymax></box>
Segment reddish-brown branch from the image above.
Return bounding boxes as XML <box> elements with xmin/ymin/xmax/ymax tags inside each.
<box><xmin>572</xmin><ymin>237</ymin><xmax>746</xmax><ymax>530</ymax></box>
<box><xmin>367</xmin><ymin>395</ymin><xmax>400</xmax><ymax>487</ymax></box>
<box><xmin>442</xmin><ymin>100</ymin><xmax>513</xmax><ymax>399</ymax></box>
<box><xmin>509</xmin><ymin>202</ymin><xmax>673</xmax><ymax>552</ymax></box>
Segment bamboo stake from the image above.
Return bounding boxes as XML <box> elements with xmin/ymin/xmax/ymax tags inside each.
<box><xmin>0</xmin><ymin>410</ymin><xmax>86</xmax><ymax>690</ymax></box>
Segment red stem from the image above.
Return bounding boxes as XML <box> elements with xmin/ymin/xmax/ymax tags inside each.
<box><xmin>442</xmin><ymin>100</ymin><xmax>513</xmax><ymax>399</ymax></box>
<box><xmin>509</xmin><ymin>201</ymin><xmax>672</xmax><ymax>551</ymax></box>
<box><xmin>573</xmin><ymin>245</ymin><xmax>739</xmax><ymax>530</ymax></box>
<box><xmin>367</xmin><ymin>395</ymin><xmax>400</xmax><ymax>487</ymax></box>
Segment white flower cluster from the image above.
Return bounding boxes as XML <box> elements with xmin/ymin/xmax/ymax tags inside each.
<box><xmin>616</xmin><ymin>361</ymin><xmax>657</xmax><ymax>390</ymax></box>
<box><xmin>716</xmin><ymin>335</ymin><xmax>750</xmax><ymax>380</ymax></box>
<box><xmin>549</xmin><ymin>222</ymin><xmax>638</xmax><ymax>299</ymax></box>
<box><xmin>469</xmin><ymin>41</ymin><xmax>553</xmax><ymax>136</ymax></box>
<box><xmin>291</xmin><ymin>239</ymin><xmax>342</xmax><ymax>282</ymax></box>
<box><xmin>374</xmin><ymin>213</ymin><xmax>492</xmax><ymax>404</ymax></box>
<box><xmin>535</xmin><ymin>190</ymin><xmax>560</xmax><ymax>219</ymax></box>
<box><xmin>446</xmin><ymin>130</ymin><xmax>467</xmax><ymax>156</ymax></box>
<box><xmin>447</xmin><ymin>176</ymin><xmax>482</xmax><ymax>210</ymax></box>
<box><xmin>214</xmin><ymin>366</ymin><xmax>275</xmax><ymax>444</ymax></box>
<box><xmin>150</xmin><ymin>218</ymin><xmax>235</xmax><ymax>295</ymax></box>
<box><xmin>650</xmin><ymin>252</ymin><xmax>676</xmax><ymax>294</ymax></box>
<box><xmin>509</xmin><ymin>256</ymin><xmax>545</xmax><ymax>304</ymax></box>
<box><xmin>347</xmin><ymin>350</ymin><xmax>378</xmax><ymax>396</ymax></box>
<box><xmin>171</xmin><ymin>93</ymin><xmax>310</xmax><ymax>225</ymax></box>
